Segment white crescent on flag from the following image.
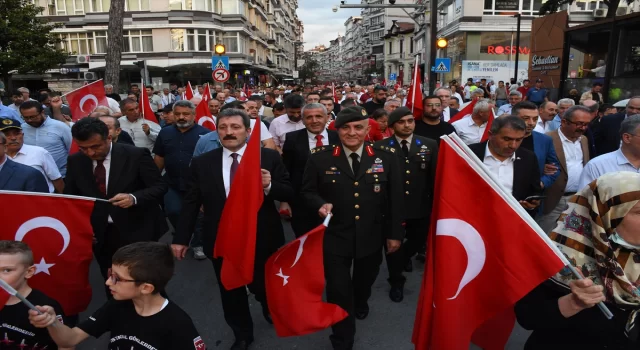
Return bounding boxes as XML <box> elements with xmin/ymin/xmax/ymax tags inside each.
<box><xmin>79</xmin><ymin>94</ymin><xmax>99</xmax><ymax>112</ymax></box>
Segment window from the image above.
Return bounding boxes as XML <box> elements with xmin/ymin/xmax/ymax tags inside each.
<box><xmin>221</xmin><ymin>0</ymin><xmax>244</xmax><ymax>14</ymax></box>
<box><xmin>388</xmin><ymin>42</ymin><xmax>392</xmax><ymax>54</ymax></box>
<box><xmin>483</xmin><ymin>0</ymin><xmax>547</xmax><ymax>15</ymax></box>
<box><xmin>58</xmin><ymin>33</ymin><xmax>95</xmax><ymax>55</ymax></box>
<box><xmin>170</xmin><ymin>0</ymin><xmax>217</xmax><ymax>11</ymax></box>
<box><xmin>94</xmin><ymin>31</ymin><xmax>107</xmax><ymax>53</ymax></box>
<box><xmin>171</xmin><ymin>29</ymin><xmax>216</xmax><ymax>51</ymax></box>
<box><xmin>399</xmin><ymin>40</ymin><xmax>404</xmax><ymax>54</ymax></box>
<box><xmin>123</xmin><ymin>30</ymin><xmax>153</xmax><ymax>52</ymax></box>
<box><xmin>171</xmin><ymin>29</ymin><xmax>185</xmax><ymax>51</ymax></box>
<box><xmin>55</xmin><ymin>0</ymin><xmax>86</xmax><ymax>15</ymax></box>
<box><xmin>125</xmin><ymin>0</ymin><xmax>149</xmax><ymax>11</ymax></box>
<box><xmin>569</xmin><ymin>0</ymin><xmax>608</xmax><ymax>11</ymax></box>
<box><xmin>410</xmin><ymin>39</ymin><xmax>414</xmax><ymax>53</ymax></box>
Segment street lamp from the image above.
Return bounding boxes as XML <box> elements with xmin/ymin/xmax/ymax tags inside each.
<box><xmin>214</xmin><ymin>43</ymin><xmax>226</xmax><ymax>55</ymax></box>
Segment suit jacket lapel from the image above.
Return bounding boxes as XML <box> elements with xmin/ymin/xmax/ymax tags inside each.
<box><xmin>0</xmin><ymin>160</ymin><xmax>16</xmax><ymax>189</ymax></box>
<box><xmin>211</xmin><ymin>150</ymin><xmax>227</xmax><ymax>199</ymax></box>
<box><xmin>327</xmin><ymin>130</ymin><xmax>340</xmax><ymax>145</ymax></box>
<box><xmin>551</xmin><ymin>131</ymin><xmax>567</xmax><ymax>174</ymax></box>
<box><xmin>356</xmin><ymin>148</ymin><xmax>375</xmax><ymax>179</ymax></box>
<box><xmin>298</xmin><ymin>130</ymin><xmax>311</xmax><ymax>153</ymax></box>
<box><xmin>513</xmin><ymin>149</ymin><xmax>526</xmax><ymax>196</ymax></box>
<box><xmin>335</xmin><ymin>147</ymin><xmax>355</xmax><ymax>179</ymax></box>
<box><xmin>107</xmin><ymin>144</ymin><xmax>126</xmax><ymax>197</ymax></box>
<box><xmin>580</xmin><ymin>137</ymin><xmax>590</xmax><ymax>165</ymax></box>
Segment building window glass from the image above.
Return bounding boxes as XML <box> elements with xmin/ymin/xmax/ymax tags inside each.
<box><xmin>171</xmin><ymin>29</ymin><xmax>215</xmax><ymax>51</ymax></box>
<box><xmin>171</xmin><ymin>29</ymin><xmax>185</xmax><ymax>51</ymax></box>
<box><xmin>94</xmin><ymin>31</ymin><xmax>107</xmax><ymax>53</ymax></box>
<box><xmin>170</xmin><ymin>0</ymin><xmax>216</xmax><ymax>11</ymax></box>
<box><xmin>123</xmin><ymin>30</ymin><xmax>153</xmax><ymax>52</ymax></box>
<box><xmin>223</xmin><ymin>33</ymin><xmax>240</xmax><ymax>53</ymax></box>
<box><xmin>58</xmin><ymin>33</ymin><xmax>95</xmax><ymax>55</ymax></box>
<box><xmin>221</xmin><ymin>0</ymin><xmax>241</xmax><ymax>14</ymax></box>
<box><xmin>125</xmin><ymin>0</ymin><xmax>149</xmax><ymax>11</ymax></box>
<box><xmin>483</xmin><ymin>0</ymin><xmax>547</xmax><ymax>15</ymax></box>
<box><xmin>569</xmin><ymin>0</ymin><xmax>608</xmax><ymax>11</ymax></box>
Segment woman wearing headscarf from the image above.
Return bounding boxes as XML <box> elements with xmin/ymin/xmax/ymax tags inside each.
<box><xmin>515</xmin><ymin>171</ymin><xmax>640</xmax><ymax>349</ymax></box>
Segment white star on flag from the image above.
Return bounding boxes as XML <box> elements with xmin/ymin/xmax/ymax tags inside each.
<box><xmin>276</xmin><ymin>268</ymin><xmax>289</xmax><ymax>286</ymax></box>
<box><xmin>34</xmin><ymin>257</ymin><xmax>55</xmax><ymax>275</ymax></box>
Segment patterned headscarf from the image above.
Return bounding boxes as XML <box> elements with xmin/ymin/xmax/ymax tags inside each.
<box><xmin>550</xmin><ymin>171</ymin><xmax>640</xmax><ymax>306</ymax></box>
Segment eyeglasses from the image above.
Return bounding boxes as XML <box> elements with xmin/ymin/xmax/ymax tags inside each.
<box><xmin>21</xmin><ymin>114</ymin><xmax>41</xmax><ymax>121</ymax></box>
<box><xmin>107</xmin><ymin>268</ymin><xmax>138</xmax><ymax>284</ymax></box>
<box><xmin>565</xmin><ymin>120</ymin><xmax>590</xmax><ymax>128</ymax></box>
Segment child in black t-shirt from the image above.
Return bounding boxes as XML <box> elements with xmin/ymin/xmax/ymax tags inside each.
<box><xmin>0</xmin><ymin>240</ymin><xmax>69</xmax><ymax>350</ymax></box>
<box><xmin>29</xmin><ymin>242</ymin><xmax>206</xmax><ymax>350</ymax></box>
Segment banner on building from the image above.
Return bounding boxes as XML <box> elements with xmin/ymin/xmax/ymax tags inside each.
<box><xmin>461</xmin><ymin>60</ymin><xmax>529</xmax><ymax>84</ymax></box>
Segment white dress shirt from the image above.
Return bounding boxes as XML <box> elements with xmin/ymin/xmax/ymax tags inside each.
<box><xmin>9</xmin><ymin>144</ymin><xmax>61</xmax><ymax>193</ymax></box>
<box><xmin>483</xmin><ymin>143</ymin><xmax>516</xmax><ymax>193</ymax></box>
<box><xmin>452</xmin><ymin>115</ymin><xmax>487</xmax><ymax>145</ymax></box>
<box><xmin>221</xmin><ymin>144</ymin><xmax>270</xmax><ymax>197</ymax></box>
<box><xmin>442</xmin><ymin>107</ymin><xmax>453</xmax><ymax>122</ymax></box>
<box><xmin>343</xmin><ymin>144</ymin><xmax>364</xmax><ymax>172</ymax></box>
<box><xmin>92</xmin><ymin>144</ymin><xmax>113</xmax><ymax>222</ymax></box>
<box><xmin>307</xmin><ymin>129</ymin><xmax>329</xmax><ymax>150</ymax></box>
<box><xmin>579</xmin><ymin>149</ymin><xmax>640</xmax><ymax>189</ymax></box>
<box><xmin>558</xmin><ymin>129</ymin><xmax>584</xmax><ymax>192</ymax></box>
<box><xmin>118</xmin><ymin>116</ymin><xmax>161</xmax><ymax>152</ymax></box>
<box><xmin>534</xmin><ymin>118</ymin><xmax>555</xmax><ymax>134</ymax></box>
<box><xmin>497</xmin><ymin>104</ymin><xmax>513</xmax><ymax>116</ymax></box>
<box><xmin>268</xmin><ymin>114</ymin><xmax>305</xmax><ymax>148</ymax></box>
<box><xmin>395</xmin><ymin>134</ymin><xmax>413</xmax><ymax>152</ymax></box>
<box><xmin>107</xmin><ymin>97</ymin><xmax>121</xmax><ymax>113</ymax></box>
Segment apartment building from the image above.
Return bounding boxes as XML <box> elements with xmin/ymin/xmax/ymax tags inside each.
<box><xmin>383</xmin><ymin>21</ymin><xmax>415</xmax><ymax>86</ymax></box>
<box><xmin>27</xmin><ymin>0</ymin><xmax>301</xmax><ymax>92</ymax></box>
<box><xmin>316</xmin><ymin>35</ymin><xmax>344</xmax><ymax>82</ymax></box>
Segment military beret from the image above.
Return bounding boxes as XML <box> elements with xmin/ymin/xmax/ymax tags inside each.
<box><xmin>334</xmin><ymin>106</ymin><xmax>368</xmax><ymax>128</ymax></box>
<box><xmin>0</xmin><ymin>118</ymin><xmax>22</xmax><ymax>131</ymax></box>
<box><xmin>387</xmin><ymin>106</ymin><xmax>413</xmax><ymax>126</ymax></box>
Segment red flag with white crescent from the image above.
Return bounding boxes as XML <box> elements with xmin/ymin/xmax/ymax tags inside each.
<box><xmin>185</xmin><ymin>81</ymin><xmax>194</xmax><ymax>101</ymax></box>
<box><xmin>64</xmin><ymin>80</ymin><xmax>109</xmax><ymax>121</ymax></box>
<box><xmin>0</xmin><ymin>191</ymin><xmax>96</xmax><ymax>315</ymax></box>
<box><xmin>195</xmin><ymin>95</ymin><xmax>216</xmax><ymax>131</ymax></box>
<box><xmin>139</xmin><ymin>83</ymin><xmax>159</xmax><ymax>124</ymax></box>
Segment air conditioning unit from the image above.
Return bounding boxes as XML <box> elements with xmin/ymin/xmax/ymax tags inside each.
<box><xmin>76</xmin><ymin>55</ymin><xmax>90</xmax><ymax>64</ymax></box>
<box><xmin>84</xmin><ymin>72</ymin><xmax>97</xmax><ymax>80</ymax></box>
<box><xmin>593</xmin><ymin>8</ymin><xmax>608</xmax><ymax>18</ymax></box>
<box><xmin>616</xmin><ymin>6</ymin><xmax>629</xmax><ymax>16</ymax></box>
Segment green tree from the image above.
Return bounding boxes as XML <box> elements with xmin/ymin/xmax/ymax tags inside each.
<box><xmin>299</xmin><ymin>58</ymin><xmax>320</xmax><ymax>83</ymax></box>
<box><xmin>539</xmin><ymin>0</ymin><xmax>637</xmax><ymax>18</ymax></box>
<box><xmin>0</xmin><ymin>0</ymin><xmax>68</xmax><ymax>93</ymax></box>
<box><xmin>104</xmin><ymin>0</ymin><xmax>125</xmax><ymax>92</ymax></box>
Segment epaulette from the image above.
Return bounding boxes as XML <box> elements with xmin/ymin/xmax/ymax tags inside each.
<box><xmin>375</xmin><ymin>143</ymin><xmax>396</xmax><ymax>154</ymax></box>
<box><xmin>310</xmin><ymin>145</ymin><xmax>336</xmax><ymax>154</ymax></box>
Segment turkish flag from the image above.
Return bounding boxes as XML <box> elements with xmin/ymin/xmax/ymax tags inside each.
<box><xmin>185</xmin><ymin>81</ymin><xmax>194</xmax><ymax>101</ymax></box>
<box><xmin>64</xmin><ymin>79</ymin><xmax>109</xmax><ymax>121</ymax></box>
<box><xmin>411</xmin><ymin>139</ymin><xmax>565</xmax><ymax>350</ymax></box>
<box><xmin>265</xmin><ymin>220</ymin><xmax>348</xmax><ymax>337</ymax></box>
<box><xmin>405</xmin><ymin>67</ymin><xmax>423</xmax><ymax>120</ymax></box>
<box><xmin>139</xmin><ymin>83</ymin><xmax>159</xmax><ymax>124</ymax></box>
<box><xmin>0</xmin><ymin>191</ymin><xmax>95</xmax><ymax>315</ymax></box>
<box><xmin>195</xmin><ymin>94</ymin><xmax>216</xmax><ymax>131</ymax></box>
<box><xmin>331</xmin><ymin>83</ymin><xmax>338</xmax><ymax>104</ymax></box>
<box><xmin>449</xmin><ymin>99</ymin><xmax>476</xmax><ymax>124</ymax></box>
<box><xmin>213</xmin><ymin>123</ymin><xmax>263</xmax><ymax>290</ymax></box>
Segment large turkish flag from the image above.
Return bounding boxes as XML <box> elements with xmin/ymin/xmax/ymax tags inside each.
<box><xmin>195</xmin><ymin>84</ymin><xmax>216</xmax><ymax>131</ymax></box>
<box><xmin>265</xmin><ymin>220</ymin><xmax>348</xmax><ymax>337</ymax></box>
<box><xmin>412</xmin><ymin>139</ymin><xmax>565</xmax><ymax>350</ymax></box>
<box><xmin>0</xmin><ymin>191</ymin><xmax>95</xmax><ymax>315</ymax></box>
<box><xmin>64</xmin><ymin>79</ymin><xmax>109</xmax><ymax>121</ymax></box>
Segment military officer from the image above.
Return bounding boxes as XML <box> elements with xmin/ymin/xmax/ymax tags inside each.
<box><xmin>301</xmin><ymin>106</ymin><xmax>405</xmax><ymax>350</ymax></box>
<box><xmin>374</xmin><ymin>106</ymin><xmax>438</xmax><ymax>303</ymax></box>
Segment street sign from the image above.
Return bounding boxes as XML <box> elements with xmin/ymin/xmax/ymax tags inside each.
<box><xmin>389</xmin><ymin>73</ymin><xmax>397</xmax><ymax>80</ymax></box>
<box><xmin>212</xmin><ymin>56</ymin><xmax>229</xmax><ymax>70</ymax></box>
<box><xmin>372</xmin><ymin>78</ymin><xmax>378</xmax><ymax>84</ymax></box>
<box><xmin>213</xmin><ymin>68</ymin><xmax>230</xmax><ymax>82</ymax></box>
<box><xmin>434</xmin><ymin>58</ymin><xmax>451</xmax><ymax>73</ymax></box>
<box><xmin>292</xmin><ymin>71</ymin><xmax>299</xmax><ymax>79</ymax></box>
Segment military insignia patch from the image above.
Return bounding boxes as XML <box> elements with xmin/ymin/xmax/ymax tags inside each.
<box><xmin>374</xmin><ymin>184</ymin><xmax>381</xmax><ymax>193</ymax></box>
<box><xmin>374</xmin><ymin>158</ymin><xmax>382</xmax><ymax>164</ymax></box>
<box><xmin>2</xmin><ymin>119</ymin><xmax>12</xmax><ymax>125</ymax></box>
<box><xmin>361</xmin><ymin>108</ymin><xmax>367</xmax><ymax>116</ymax></box>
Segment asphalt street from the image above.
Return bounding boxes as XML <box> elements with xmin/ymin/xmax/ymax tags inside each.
<box><xmin>76</xmin><ymin>220</ymin><xmax>532</xmax><ymax>350</ymax></box>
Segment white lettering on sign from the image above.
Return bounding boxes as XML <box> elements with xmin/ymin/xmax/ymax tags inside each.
<box><xmin>531</xmin><ymin>55</ymin><xmax>560</xmax><ymax>68</ymax></box>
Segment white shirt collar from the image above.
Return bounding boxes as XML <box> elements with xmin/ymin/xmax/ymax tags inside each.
<box><xmin>222</xmin><ymin>143</ymin><xmax>248</xmax><ymax>158</ymax></box>
<box><xmin>395</xmin><ymin>134</ymin><xmax>413</xmax><ymax>146</ymax></box>
<box><xmin>468</xmin><ymin>115</ymin><xmax>486</xmax><ymax>127</ymax></box>
<box><xmin>307</xmin><ymin>129</ymin><xmax>328</xmax><ymax>141</ymax></box>
<box><xmin>484</xmin><ymin>142</ymin><xmax>516</xmax><ymax>162</ymax></box>
<box><xmin>558</xmin><ymin>128</ymin><xmax>581</xmax><ymax>144</ymax></box>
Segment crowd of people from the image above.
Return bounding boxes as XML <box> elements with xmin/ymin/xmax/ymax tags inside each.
<box><xmin>0</xmin><ymin>79</ymin><xmax>639</xmax><ymax>350</ymax></box>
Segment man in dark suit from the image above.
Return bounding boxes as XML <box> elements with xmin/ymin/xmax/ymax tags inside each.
<box><xmin>435</xmin><ymin>87</ymin><xmax>459</xmax><ymax>121</ymax></box>
<box><xmin>301</xmin><ymin>106</ymin><xmax>405</xmax><ymax>350</ymax></box>
<box><xmin>594</xmin><ymin>97</ymin><xmax>640</xmax><ymax>156</ymax></box>
<box><xmin>0</xmin><ymin>130</ymin><xmax>48</xmax><ymax>192</ymax></box>
<box><xmin>64</xmin><ymin>117</ymin><xmax>168</xmax><ymax>287</ymax></box>
<box><xmin>281</xmin><ymin>102</ymin><xmax>339</xmax><ymax>237</ymax></box>
<box><xmin>468</xmin><ymin>116</ymin><xmax>542</xmax><ymax>215</ymax></box>
<box><xmin>171</xmin><ymin>108</ymin><xmax>293</xmax><ymax>350</ymax></box>
<box><xmin>374</xmin><ymin>107</ymin><xmax>438</xmax><ymax>303</ymax></box>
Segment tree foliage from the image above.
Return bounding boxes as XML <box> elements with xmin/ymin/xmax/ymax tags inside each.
<box><xmin>104</xmin><ymin>0</ymin><xmax>125</xmax><ymax>92</ymax></box>
<box><xmin>298</xmin><ymin>57</ymin><xmax>320</xmax><ymax>83</ymax></box>
<box><xmin>0</xmin><ymin>0</ymin><xmax>68</xmax><ymax>92</ymax></box>
<box><xmin>539</xmin><ymin>0</ymin><xmax>636</xmax><ymax>18</ymax></box>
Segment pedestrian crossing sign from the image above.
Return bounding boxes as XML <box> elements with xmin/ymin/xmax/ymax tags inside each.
<box><xmin>212</xmin><ymin>56</ymin><xmax>229</xmax><ymax>70</ymax></box>
<box><xmin>434</xmin><ymin>58</ymin><xmax>451</xmax><ymax>73</ymax></box>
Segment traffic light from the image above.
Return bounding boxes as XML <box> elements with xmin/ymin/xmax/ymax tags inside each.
<box><xmin>436</xmin><ymin>38</ymin><xmax>448</xmax><ymax>49</ymax></box>
<box><xmin>214</xmin><ymin>43</ymin><xmax>226</xmax><ymax>55</ymax></box>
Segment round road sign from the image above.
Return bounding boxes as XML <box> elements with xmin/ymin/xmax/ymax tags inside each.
<box><xmin>213</xmin><ymin>68</ymin><xmax>230</xmax><ymax>83</ymax></box>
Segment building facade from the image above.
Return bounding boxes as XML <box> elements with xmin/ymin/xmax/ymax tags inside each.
<box><xmin>316</xmin><ymin>36</ymin><xmax>344</xmax><ymax>83</ymax></box>
<box><xmin>383</xmin><ymin>21</ymin><xmax>415</xmax><ymax>87</ymax></box>
<box><xmin>26</xmin><ymin>0</ymin><xmax>301</xmax><ymax>93</ymax></box>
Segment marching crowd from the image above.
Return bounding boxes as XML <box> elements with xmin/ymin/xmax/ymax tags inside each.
<box><xmin>0</xmin><ymin>79</ymin><xmax>639</xmax><ymax>350</ymax></box>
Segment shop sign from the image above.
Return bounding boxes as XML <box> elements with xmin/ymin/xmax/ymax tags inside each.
<box><xmin>531</xmin><ymin>55</ymin><xmax>561</xmax><ymax>71</ymax></box>
<box><xmin>487</xmin><ymin>46</ymin><xmax>530</xmax><ymax>55</ymax></box>
<box><xmin>495</xmin><ymin>0</ymin><xmax>519</xmax><ymax>11</ymax></box>
<box><xmin>462</xmin><ymin>60</ymin><xmax>529</xmax><ymax>84</ymax></box>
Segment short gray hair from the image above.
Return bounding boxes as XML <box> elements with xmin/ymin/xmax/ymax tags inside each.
<box><xmin>173</xmin><ymin>100</ymin><xmax>196</xmax><ymax>114</ymax></box>
<box><xmin>104</xmin><ymin>84</ymin><xmax>113</xmax><ymax>89</ymax></box>
<box><xmin>490</xmin><ymin>116</ymin><xmax>526</xmax><ymax>134</ymax></box>
<box><xmin>620</xmin><ymin>114</ymin><xmax>640</xmax><ymax>138</ymax></box>
<box><xmin>557</xmin><ymin>98</ymin><xmax>575</xmax><ymax>107</ymax></box>
<box><xmin>17</xmin><ymin>87</ymin><xmax>29</xmax><ymax>94</ymax></box>
<box><xmin>93</xmin><ymin>105</ymin><xmax>113</xmax><ymax>116</ymax></box>
<box><xmin>396</xmin><ymin>89</ymin><xmax>406</xmax><ymax>96</ymax></box>
<box><xmin>384</xmin><ymin>99</ymin><xmax>400</xmax><ymax>107</ymax></box>
<box><xmin>98</xmin><ymin>114</ymin><xmax>121</xmax><ymax>129</ymax></box>
<box><xmin>563</xmin><ymin>105</ymin><xmax>592</xmax><ymax>121</ymax></box>
<box><xmin>509</xmin><ymin>91</ymin><xmax>522</xmax><ymax>98</ymax></box>
<box><xmin>473</xmin><ymin>100</ymin><xmax>491</xmax><ymax>115</ymax></box>
<box><xmin>434</xmin><ymin>87</ymin><xmax>451</xmax><ymax>96</ymax></box>
<box><xmin>218</xmin><ymin>108</ymin><xmax>250</xmax><ymax>129</ymax></box>
<box><xmin>472</xmin><ymin>88</ymin><xmax>485</xmax><ymax>96</ymax></box>
<box><xmin>0</xmin><ymin>131</ymin><xmax>6</xmax><ymax>144</ymax></box>
<box><xmin>301</xmin><ymin>103</ymin><xmax>327</xmax><ymax>116</ymax></box>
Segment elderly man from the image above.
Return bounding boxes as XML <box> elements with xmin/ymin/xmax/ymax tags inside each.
<box><xmin>105</xmin><ymin>84</ymin><xmax>121</xmax><ymax>102</ymax></box>
<box><xmin>0</xmin><ymin>130</ymin><xmax>48</xmax><ymax>192</ymax></box>
<box><xmin>534</xmin><ymin>101</ymin><xmax>559</xmax><ymax>133</ymax></box>
<box><xmin>19</xmin><ymin>100</ymin><xmax>71</xmax><ymax>177</ymax></box>
<box><xmin>383</xmin><ymin>99</ymin><xmax>401</xmax><ymax>114</ymax></box>
<box><xmin>1</xmin><ymin>118</ymin><xmax>63</xmax><ymax>193</ymax></box>
<box><xmin>580</xmin><ymin>114</ymin><xmax>640</xmax><ymax>188</ymax></box>
<box><xmin>435</xmin><ymin>87</ymin><xmax>460</xmax><ymax>121</ymax></box>
<box><xmin>452</xmin><ymin>100</ymin><xmax>491</xmax><ymax>145</ymax></box>
<box><xmin>536</xmin><ymin>106</ymin><xmax>592</xmax><ymax>233</ymax></box>
<box><xmin>117</xmin><ymin>98</ymin><xmax>161</xmax><ymax>152</ymax></box>
<box><xmin>161</xmin><ymin>87</ymin><xmax>176</xmax><ymax>107</ymax></box>
<box><xmin>498</xmin><ymin>91</ymin><xmax>523</xmax><ymax>116</ymax></box>
<box><xmin>154</xmin><ymin>100</ymin><xmax>210</xmax><ymax>260</ymax></box>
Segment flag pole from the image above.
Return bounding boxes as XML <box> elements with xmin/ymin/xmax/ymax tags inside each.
<box><xmin>0</xmin><ymin>190</ymin><xmax>110</xmax><ymax>203</ymax></box>
<box><xmin>410</xmin><ymin>55</ymin><xmax>418</xmax><ymax>114</ymax></box>
<box><xmin>141</xmin><ymin>78</ymin><xmax>146</xmax><ymax>121</ymax></box>
<box><xmin>61</xmin><ymin>79</ymin><xmax>104</xmax><ymax>97</ymax></box>
<box><xmin>442</xmin><ymin>134</ymin><xmax>613</xmax><ymax>320</ymax></box>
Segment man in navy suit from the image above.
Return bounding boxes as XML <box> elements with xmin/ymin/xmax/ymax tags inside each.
<box><xmin>0</xmin><ymin>130</ymin><xmax>48</xmax><ymax>192</ymax></box>
<box><xmin>594</xmin><ymin>97</ymin><xmax>640</xmax><ymax>156</ymax></box>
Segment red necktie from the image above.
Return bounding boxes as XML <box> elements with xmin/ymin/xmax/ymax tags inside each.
<box><xmin>315</xmin><ymin>134</ymin><xmax>323</xmax><ymax>148</ymax></box>
<box><xmin>230</xmin><ymin>153</ymin><xmax>239</xmax><ymax>183</ymax></box>
<box><xmin>95</xmin><ymin>160</ymin><xmax>106</xmax><ymax>196</ymax></box>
